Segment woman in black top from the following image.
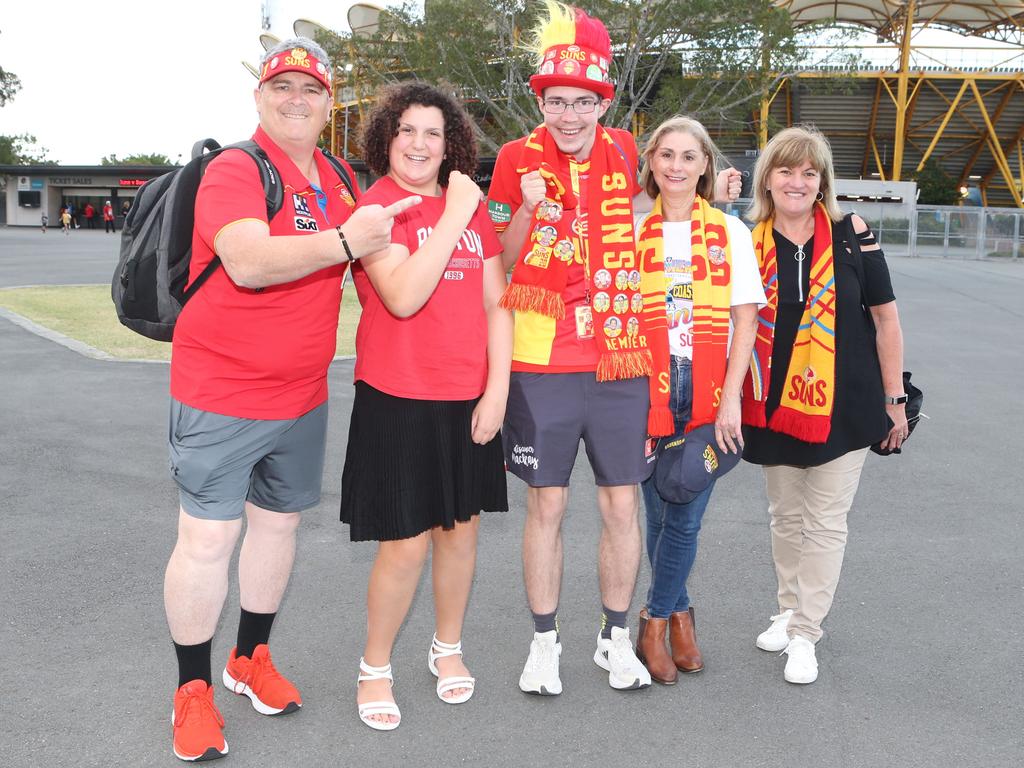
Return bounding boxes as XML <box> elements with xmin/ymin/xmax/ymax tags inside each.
<box><xmin>742</xmin><ymin>126</ymin><xmax>907</xmax><ymax>685</ymax></box>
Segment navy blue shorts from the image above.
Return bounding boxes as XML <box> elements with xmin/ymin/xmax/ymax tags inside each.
<box><xmin>503</xmin><ymin>372</ymin><xmax>654</xmax><ymax>487</ymax></box>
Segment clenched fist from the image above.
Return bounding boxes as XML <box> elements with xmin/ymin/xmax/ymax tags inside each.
<box><xmin>520</xmin><ymin>170</ymin><xmax>547</xmax><ymax>214</ymax></box>
<box><xmin>715</xmin><ymin>167</ymin><xmax>743</xmax><ymax>203</ymax></box>
<box><xmin>444</xmin><ymin>170</ymin><xmax>483</xmax><ymax>223</ymax></box>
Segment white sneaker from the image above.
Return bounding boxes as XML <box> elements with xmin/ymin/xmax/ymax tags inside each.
<box><xmin>593</xmin><ymin>626</ymin><xmax>652</xmax><ymax>691</ymax></box>
<box><xmin>519</xmin><ymin>630</ymin><xmax>562</xmax><ymax>695</ymax></box>
<box><xmin>756</xmin><ymin>609</ymin><xmax>794</xmax><ymax>652</ymax></box>
<box><xmin>783</xmin><ymin>635</ymin><xmax>818</xmax><ymax>684</ymax></box>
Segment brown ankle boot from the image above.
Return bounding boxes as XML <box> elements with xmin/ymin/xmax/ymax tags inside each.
<box><xmin>669</xmin><ymin>607</ymin><xmax>704</xmax><ymax>673</ymax></box>
<box><xmin>636</xmin><ymin>608</ymin><xmax>677</xmax><ymax>685</ymax></box>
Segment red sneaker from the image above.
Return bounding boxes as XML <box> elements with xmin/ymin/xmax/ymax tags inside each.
<box><xmin>223</xmin><ymin>644</ymin><xmax>302</xmax><ymax>715</ymax></box>
<box><xmin>172</xmin><ymin>680</ymin><xmax>228</xmax><ymax>762</ymax></box>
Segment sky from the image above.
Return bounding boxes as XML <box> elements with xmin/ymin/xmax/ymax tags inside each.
<box><xmin>1</xmin><ymin>1</ymin><xmax>384</xmax><ymax>164</ymax></box>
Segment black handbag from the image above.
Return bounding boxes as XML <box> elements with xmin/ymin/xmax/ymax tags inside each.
<box><xmin>843</xmin><ymin>215</ymin><xmax>924</xmax><ymax>456</ymax></box>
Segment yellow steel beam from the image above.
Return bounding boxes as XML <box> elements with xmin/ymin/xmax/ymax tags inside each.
<box><xmin>982</xmin><ymin>120</ymin><xmax>1024</xmax><ymax>190</ymax></box>
<box><xmin>970</xmin><ymin>79</ymin><xmax>1024</xmax><ymax>207</ymax></box>
<box><xmin>960</xmin><ymin>83</ymin><xmax>1018</xmax><ymax>185</ymax></box>
<box><xmin>861</xmin><ymin>80</ymin><xmax>883</xmax><ymax>178</ymax></box>
<box><xmin>870</xmin><ymin>136</ymin><xmax>886</xmax><ymax>181</ymax></box>
<box><xmin>796</xmin><ymin>71</ymin><xmax>1024</xmax><ymax>82</ymax></box>
<box><xmin>890</xmin><ymin>0</ymin><xmax>916</xmax><ymax>181</ymax></box>
<box><xmin>916</xmin><ymin>79</ymin><xmax>970</xmax><ymax>172</ymax></box>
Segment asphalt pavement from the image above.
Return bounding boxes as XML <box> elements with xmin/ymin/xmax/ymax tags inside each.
<box><xmin>1</xmin><ymin>227</ymin><xmax>1021</xmax><ymax>767</ymax></box>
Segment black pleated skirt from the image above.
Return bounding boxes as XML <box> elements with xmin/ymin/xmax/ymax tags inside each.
<box><xmin>340</xmin><ymin>381</ymin><xmax>508</xmax><ymax>541</ymax></box>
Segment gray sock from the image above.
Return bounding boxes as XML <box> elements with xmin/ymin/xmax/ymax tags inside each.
<box><xmin>600</xmin><ymin>606</ymin><xmax>627</xmax><ymax>639</ymax></box>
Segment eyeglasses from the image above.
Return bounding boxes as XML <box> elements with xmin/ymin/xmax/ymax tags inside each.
<box><xmin>541</xmin><ymin>98</ymin><xmax>600</xmax><ymax>115</ymax></box>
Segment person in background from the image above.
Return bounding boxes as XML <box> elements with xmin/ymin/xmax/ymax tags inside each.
<box><xmin>84</xmin><ymin>202</ymin><xmax>96</xmax><ymax>229</ymax></box>
<box><xmin>742</xmin><ymin>125</ymin><xmax>907</xmax><ymax>685</ymax></box>
<box><xmin>102</xmin><ymin>201</ymin><xmax>115</xmax><ymax>233</ymax></box>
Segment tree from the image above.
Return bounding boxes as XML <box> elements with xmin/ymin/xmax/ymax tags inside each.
<box><xmin>0</xmin><ymin>30</ymin><xmax>21</xmax><ymax>107</ymax></box>
<box><xmin>914</xmin><ymin>159</ymin><xmax>960</xmax><ymax>206</ymax></box>
<box><xmin>1</xmin><ymin>32</ymin><xmax>52</xmax><ymax>163</ymax></box>
<box><xmin>0</xmin><ymin>64</ymin><xmax>20</xmax><ymax>107</ymax></box>
<box><xmin>0</xmin><ymin>133</ymin><xmax>51</xmax><ymax>165</ymax></box>
<box><xmin>320</xmin><ymin>0</ymin><xmax>860</xmax><ymax>154</ymax></box>
<box><xmin>100</xmin><ymin>152</ymin><xmax>174</xmax><ymax>166</ymax></box>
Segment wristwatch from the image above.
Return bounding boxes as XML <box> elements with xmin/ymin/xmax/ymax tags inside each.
<box><xmin>884</xmin><ymin>393</ymin><xmax>908</xmax><ymax>404</ymax></box>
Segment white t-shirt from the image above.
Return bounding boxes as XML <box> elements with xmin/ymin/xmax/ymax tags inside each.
<box><xmin>635</xmin><ymin>212</ymin><xmax>766</xmax><ymax>360</ymax></box>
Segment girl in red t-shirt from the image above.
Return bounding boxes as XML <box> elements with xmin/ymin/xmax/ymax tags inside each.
<box><xmin>340</xmin><ymin>83</ymin><xmax>512</xmax><ymax>731</ymax></box>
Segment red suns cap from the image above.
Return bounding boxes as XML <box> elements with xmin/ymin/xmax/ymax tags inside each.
<box><xmin>529</xmin><ymin>7</ymin><xmax>613</xmax><ymax>100</ymax></box>
<box><xmin>259</xmin><ymin>47</ymin><xmax>333</xmax><ymax>94</ymax></box>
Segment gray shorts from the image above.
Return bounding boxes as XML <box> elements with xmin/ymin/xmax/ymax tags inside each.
<box><xmin>168</xmin><ymin>399</ymin><xmax>328</xmax><ymax>521</ymax></box>
<box><xmin>503</xmin><ymin>372</ymin><xmax>655</xmax><ymax>488</ymax></box>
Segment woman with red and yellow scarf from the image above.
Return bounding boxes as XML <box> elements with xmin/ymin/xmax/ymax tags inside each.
<box><xmin>742</xmin><ymin>126</ymin><xmax>907</xmax><ymax>685</ymax></box>
<box><xmin>632</xmin><ymin>117</ymin><xmax>765</xmax><ymax>684</ymax></box>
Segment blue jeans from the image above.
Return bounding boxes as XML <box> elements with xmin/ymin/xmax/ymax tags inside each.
<box><xmin>641</xmin><ymin>356</ymin><xmax>717</xmax><ymax>618</ymax></box>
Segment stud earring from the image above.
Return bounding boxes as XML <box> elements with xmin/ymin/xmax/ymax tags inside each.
<box><xmin>815</xmin><ymin>191</ymin><xmax>824</xmax><ymax>201</ymax></box>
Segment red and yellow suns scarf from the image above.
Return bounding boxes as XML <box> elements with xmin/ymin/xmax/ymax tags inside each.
<box><xmin>742</xmin><ymin>203</ymin><xmax>837</xmax><ymax>443</ymax></box>
<box><xmin>637</xmin><ymin>195</ymin><xmax>732</xmax><ymax>436</ymax></box>
<box><xmin>499</xmin><ymin>126</ymin><xmax>669</xmax><ymax>420</ymax></box>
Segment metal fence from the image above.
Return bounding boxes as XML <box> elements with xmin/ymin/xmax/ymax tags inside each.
<box><xmin>720</xmin><ymin>200</ymin><xmax>1023</xmax><ymax>260</ymax></box>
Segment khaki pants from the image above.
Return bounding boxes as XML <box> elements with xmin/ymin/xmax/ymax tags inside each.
<box><xmin>763</xmin><ymin>448</ymin><xmax>869</xmax><ymax>643</ymax></box>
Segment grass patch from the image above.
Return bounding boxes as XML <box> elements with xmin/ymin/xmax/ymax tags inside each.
<box><xmin>0</xmin><ymin>284</ymin><xmax>362</xmax><ymax>360</ymax></box>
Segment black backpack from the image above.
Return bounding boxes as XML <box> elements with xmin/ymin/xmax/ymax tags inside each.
<box><xmin>111</xmin><ymin>138</ymin><xmax>355</xmax><ymax>342</ymax></box>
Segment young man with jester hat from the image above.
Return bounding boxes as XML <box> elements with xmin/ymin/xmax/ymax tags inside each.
<box><xmin>488</xmin><ymin>0</ymin><xmax>741</xmax><ymax>695</ymax></box>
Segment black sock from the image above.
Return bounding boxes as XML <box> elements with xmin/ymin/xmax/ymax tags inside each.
<box><xmin>600</xmin><ymin>605</ymin><xmax>628</xmax><ymax>639</ymax></box>
<box><xmin>174</xmin><ymin>639</ymin><xmax>212</xmax><ymax>688</ymax></box>
<box><xmin>236</xmin><ymin>609</ymin><xmax>276</xmax><ymax>659</ymax></box>
<box><xmin>532</xmin><ymin>609</ymin><xmax>558</xmax><ymax>637</ymax></box>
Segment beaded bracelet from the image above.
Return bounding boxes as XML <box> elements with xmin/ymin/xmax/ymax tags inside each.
<box><xmin>335</xmin><ymin>225</ymin><xmax>355</xmax><ymax>262</ymax></box>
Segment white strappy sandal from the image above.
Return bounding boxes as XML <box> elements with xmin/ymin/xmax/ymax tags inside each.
<box><xmin>427</xmin><ymin>634</ymin><xmax>476</xmax><ymax>705</ymax></box>
<box><xmin>356</xmin><ymin>658</ymin><xmax>401</xmax><ymax>731</ymax></box>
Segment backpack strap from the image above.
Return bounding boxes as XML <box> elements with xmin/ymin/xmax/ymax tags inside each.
<box><xmin>182</xmin><ymin>140</ymin><xmax>286</xmax><ymax>299</ymax></box>
<box><xmin>319</xmin><ymin>147</ymin><xmax>359</xmax><ymax>203</ymax></box>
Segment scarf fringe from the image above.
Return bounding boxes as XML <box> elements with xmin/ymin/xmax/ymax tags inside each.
<box><xmin>499</xmin><ymin>283</ymin><xmax>565</xmax><ymax>320</ymax></box>
<box><xmin>596</xmin><ymin>349</ymin><xmax>653</xmax><ymax>383</ymax></box>
<box><xmin>742</xmin><ymin>399</ymin><xmax>767</xmax><ymax>428</ymax></box>
<box><xmin>767</xmin><ymin>407</ymin><xmax>831</xmax><ymax>444</ymax></box>
<box><xmin>647</xmin><ymin>405</ymin><xmax>674</xmax><ymax>438</ymax></box>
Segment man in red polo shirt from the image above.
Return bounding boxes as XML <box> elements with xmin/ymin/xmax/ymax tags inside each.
<box><xmin>163</xmin><ymin>37</ymin><xmax>420</xmax><ymax>762</ymax></box>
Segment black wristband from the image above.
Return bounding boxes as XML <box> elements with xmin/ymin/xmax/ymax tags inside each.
<box><xmin>336</xmin><ymin>225</ymin><xmax>355</xmax><ymax>262</ymax></box>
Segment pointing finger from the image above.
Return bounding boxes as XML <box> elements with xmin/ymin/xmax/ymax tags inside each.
<box><xmin>383</xmin><ymin>196</ymin><xmax>423</xmax><ymax>217</ymax></box>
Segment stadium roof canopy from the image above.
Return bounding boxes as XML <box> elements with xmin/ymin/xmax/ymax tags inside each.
<box><xmin>776</xmin><ymin>0</ymin><xmax>1024</xmax><ymax>41</ymax></box>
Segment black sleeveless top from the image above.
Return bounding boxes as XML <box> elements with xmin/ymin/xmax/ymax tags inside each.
<box><xmin>742</xmin><ymin>218</ymin><xmax>896</xmax><ymax>467</ymax></box>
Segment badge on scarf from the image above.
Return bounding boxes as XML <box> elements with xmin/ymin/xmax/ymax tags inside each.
<box><xmin>525</xmin><ymin>245</ymin><xmax>552</xmax><ymax>268</ymax></box>
<box><xmin>554</xmin><ymin>239</ymin><xmax>575</xmax><ymax>262</ymax></box>
<box><xmin>538</xmin><ymin>201</ymin><xmax>563</xmax><ymax>223</ymax></box>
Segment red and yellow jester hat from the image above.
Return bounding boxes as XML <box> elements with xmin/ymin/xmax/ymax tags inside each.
<box><xmin>259</xmin><ymin>45</ymin><xmax>333</xmax><ymax>95</ymax></box>
<box><xmin>528</xmin><ymin>0</ymin><xmax>613</xmax><ymax>100</ymax></box>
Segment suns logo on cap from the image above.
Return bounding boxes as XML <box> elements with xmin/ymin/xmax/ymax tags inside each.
<box><xmin>285</xmin><ymin>48</ymin><xmax>311</xmax><ymax>68</ymax></box>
